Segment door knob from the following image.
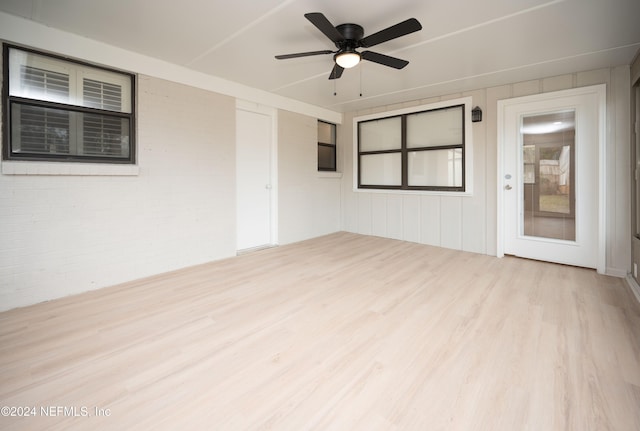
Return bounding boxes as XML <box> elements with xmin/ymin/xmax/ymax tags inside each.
<box><xmin>504</xmin><ymin>184</ymin><xmax>512</xmax><ymax>190</ymax></box>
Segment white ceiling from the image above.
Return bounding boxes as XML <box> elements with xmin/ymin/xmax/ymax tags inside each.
<box><xmin>1</xmin><ymin>0</ymin><xmax>639</xmax><ymax>113</ymax></box>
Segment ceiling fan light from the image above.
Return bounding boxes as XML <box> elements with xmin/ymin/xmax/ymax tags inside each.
<box><xmin>336</xmin><ymin>51</ymin><xmax>361</xmax><ymax>69</ymax></box>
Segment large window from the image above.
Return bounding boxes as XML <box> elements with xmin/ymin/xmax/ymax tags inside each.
<box><xmin>355</xmin><ymin>99</ymin><xmax>471</xmax><ymax>192</ymax></box>
<box><xmin>318</xmin><ymin>120</ymin><xmax>336</xmax><ymax>171</ymax></box>
<box><xmin>3</xmin><ymin>45</ymin><xmax>135</xmax><ymax>163</ymax></box>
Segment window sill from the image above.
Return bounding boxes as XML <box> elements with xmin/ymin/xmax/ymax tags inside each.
<box><xmin>353</xmin><ymin>187</ymin><xmax>473</xmax><ymax>197</ymax></box>
<box><xmin>317</xmin><ymin>171</ymin><xmax>343</xmax><ymax>179</ymax></box>
<box><xmin>1</xmin><ymin>161</ymin><xmax>140</xmax><ymax>176</ymax></box>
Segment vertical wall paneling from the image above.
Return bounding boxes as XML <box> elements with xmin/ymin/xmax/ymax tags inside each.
<box><xmin>402</xmin><ymin>195</ymin><xmax>421</xmax><ymax>243</ymax></box>
<box><xmin>462</xmin><ymin>89</ymin><xmax>487</xmax><ymax>254</ymax></box>
<box><xmin>340</xmin><ymin>113</ymin><xmax>359</xmax><ymax>233</ymax></box>
<box><xmin>440</xmin><ymin>197</ymin><xmax>463</xmax><ymax>250</ymax></box>
<box><xmin>542</xmin><ymin>75</ymin><xmax>574</xmax><ymax>93</ymax></box>
<box><xmin>342</xmin><ymin>66</ymin><xmax>631</xmax><ymax>276</ymax></box>
<box><xmin>371</xmin><ymin>194</ymin><xmax>388</xmax><ymax>237</ymax></box>
<box><xmin>485</xmin><ymin>85</ymin><xmax>512</xmax><ymax>256</ymax></box>
<box><xmin>357</xmin><ymin>193</ymin><xmax>373</xmax><ymax>236</ymax></box>
<box><xmin>386</xmin><ymin>194</ymin><xmax>403</xmax><ymax>241</ymax></box>
<box><xmin>512</xmin><ymin>80</ymin><xmax>542</xmax><ymax>97</ymax></box>
<box><xmin>420</xmin><ymin>195</ymin><xmax>441</xmax><ymax>246</ymax></box>
<box><xmin>611</xmin><ymin>67</ymin><xmax>632</xmax><ymax>275</ymax></box>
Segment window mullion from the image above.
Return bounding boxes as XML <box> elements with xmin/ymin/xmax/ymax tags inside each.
<box><xmin>72</xmin><ymin>67</ymin><xmax>82</xmax><ymax>155</ymax></box>
<box><xmin>401</xmin><ymin>115</ymin><xmax>408</xmax><ymax>189</ymax></box>
<box><xmin>358</xmin><ymin>122</ymin><xmax>363</xmax><ymax>187</ymax></box>
<box><xmin>461</xmin><ymin>106</ymin><xmax>466</xmax><ymax>191</ymax></box>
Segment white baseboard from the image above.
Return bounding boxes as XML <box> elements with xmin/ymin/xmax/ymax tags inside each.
<box><xmin>605</xmin><ymin>267</ymin><xmax>628</xmax><ymax>278</ymax></box>
<box><xmin>624</xmin><ymin>274</ymin><xmax>640</xmax><ymax>305</ymax></box>
<box><xmin>236</xmin><ymin>244</ymin><xmax>278</xmax><ymax>256</ymax></box>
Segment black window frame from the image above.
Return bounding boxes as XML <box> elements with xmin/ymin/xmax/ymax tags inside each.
<box><xmin>2</xmin><ymin>43</ymin><xmax>136</xmax><ymax>164</ymax></box>
<box><xmin>317</xmin><ymin>120</ymin><xmax>337</xmax><ymax>172</ymax></box>
<box><xmin>357</xmin><ymin>103</ymin><xmax>466</xmax><ymax>192</ymax></box>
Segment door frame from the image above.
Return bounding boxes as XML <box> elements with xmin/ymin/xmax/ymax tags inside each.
<box><xmin>235</xmin><ymin>99</ymin><xmax>279</xmax><ymax>251</ymax></box>
<box><xmin>496</xmin><ymin>84</ymin><xmax>606</xmax><ymax>273</ymax></box>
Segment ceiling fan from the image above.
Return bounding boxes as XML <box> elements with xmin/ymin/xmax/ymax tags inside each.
<box><xmin>275</xmin><ymin>13</ymin><xmax>422</xmax><ymax>80</ymax></box>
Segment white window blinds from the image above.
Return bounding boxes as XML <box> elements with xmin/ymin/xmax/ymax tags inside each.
<box><xmin>5</xmin><ymin>46</ymin><xmax>134</xmax><ymax>163</ymax></box>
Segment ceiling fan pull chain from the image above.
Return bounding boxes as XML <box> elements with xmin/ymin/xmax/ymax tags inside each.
<box><xmin>359</xmin><ymin>65</ymin><xmax>363</xmax><ymax>97</ymax></box>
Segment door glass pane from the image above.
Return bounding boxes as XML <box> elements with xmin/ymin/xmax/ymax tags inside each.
<box><xmin>521</xmin><ymin>111</ymin><xmax>575</xmax><ymax>241</ymax></box>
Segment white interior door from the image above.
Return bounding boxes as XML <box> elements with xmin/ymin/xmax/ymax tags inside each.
<box><xmin>498</xmin><ymin>85</ymin><xmax>605</xmax><ymax>271</ymax></box>
<box><xmin>236</xmin><ymin>107</ymin><xmax>274</xmax><ymax>251</ymax></box>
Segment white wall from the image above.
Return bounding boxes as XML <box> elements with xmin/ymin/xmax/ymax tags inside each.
<box><xmin>0</xmin><ymin>75</ymin><xmax>237</xmax><ymax>311</ymax></box>
<box><xmin>341</xmin><ymin>67</ymin><xmax>632</xmax><ymax>276</ymax></box>
<box><xmin>278</xmin><ymin>110</ymin><xmax>341</xmax><ymax>244</ymax></box>
<box><xmin>0</xmin><ymin>11</ymin><xmax>633</xmax><ymax>310</ymax></box>
<box><xmin>0</xmin><ymin>14</ymin><xmax>345</xmax><ymax>311</ymax></box>
<box><xmin>0</xmin><ymin>76</ymin><xmax>345</xmax><ymax>312</ymax></box>
<box><xmin>0</xmin><ymin>72</ymin><xmax>348</xmax><ymax>312</ymax></box>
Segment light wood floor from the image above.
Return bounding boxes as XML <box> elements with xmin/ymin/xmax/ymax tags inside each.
<box><xmin>1</xmin><ymin>232</ymin><xmax>639</xmax><ymax>430</ymax></box>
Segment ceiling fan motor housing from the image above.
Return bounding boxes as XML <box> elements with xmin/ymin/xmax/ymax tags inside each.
<box><xmin>336</xmin><ymin>23</ymin><xmax>364</xmax><ymax>41</ymax></box>
<box><xmin>335</xmin><ymin>23</ymin><xmax>364</xmax><ymax>51</ymax></box>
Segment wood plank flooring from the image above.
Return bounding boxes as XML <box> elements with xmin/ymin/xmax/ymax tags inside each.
<box><xmin>1</xmin><ymin>232</ymin><xmax>639</xmax><ymax>430</ymax></box>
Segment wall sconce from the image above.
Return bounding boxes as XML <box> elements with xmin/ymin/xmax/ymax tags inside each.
<box><xmin>472</xmin><ymin>106</ymin><xmax>482</xmax><ymax>123</ymax></box>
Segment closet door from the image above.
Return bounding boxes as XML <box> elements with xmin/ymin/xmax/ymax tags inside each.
<box><xmin>236</xmin><ymin>107</ymin><xmax>274</xmax><ymax>251</ymax></box>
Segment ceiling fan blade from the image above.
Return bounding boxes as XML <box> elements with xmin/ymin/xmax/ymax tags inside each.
<box><xmin>359</xmin><ymin>18</ymin><xmax>422</xmax><ymax>48</ymax></box>
<box><xmin>328</xmin><ymin>64</ymin><xmax>344</xmax><ymax>80</ymax></box>
<box><xmin>361</xmin><ymin>51</ymin><xmax>409</xmax><ymax>69</ymax></box>
<box><xmin>305</xmin><ymin>12</ymin><xmax>345</xmax><ymax>43</ymax></box>
<box><xmin>275</xmin><ymin>50</ymin><xmax>334</xmax><ymax>60</ymax></box>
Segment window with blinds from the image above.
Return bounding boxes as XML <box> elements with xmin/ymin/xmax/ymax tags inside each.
<box><xmin>356</xmin><ymin>101</ymin><xmax>468</xmax><ymax>192</ymax></box>
<box><xmin>3</xmin><ymin>45</ymin><xmax>135</xmax><ymax>163</ymax></box>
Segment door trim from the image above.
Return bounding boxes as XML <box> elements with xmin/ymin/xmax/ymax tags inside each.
<box><xmin>496</xmin><ymin>84</ymin><xmax>606</xmax><ymax>273</ymax></box>
<box><xmin>236</xmin><ymin>99</ymin><xmax>279</xmax><ymax>250</ymax></box>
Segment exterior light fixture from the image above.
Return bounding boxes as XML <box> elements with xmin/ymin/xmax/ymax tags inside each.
<box><xmin>472</xmin><ymin>106</ymin><xmax>482</xmax><ymax>122</ymax></box>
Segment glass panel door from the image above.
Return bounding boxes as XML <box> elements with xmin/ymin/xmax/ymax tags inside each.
<box><xmin>521</xmin><ymin>110</ymin><xmax>575</xmax><ymax>241</ymax></box>
<box><xmin>500</xmin><ymin>84</ymin><xmax>604</xmax><ymax>270</ymax></box>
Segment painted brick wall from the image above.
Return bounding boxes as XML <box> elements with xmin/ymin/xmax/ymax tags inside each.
<box><xmin>278</xmin><ymin>109</ymin><xmax>341</xmax><ymax>244</ymax></box>
<box><xmin>0</xmin><ymin>75</ymin><xmax>237</xmax><ymax>311</ymax></box>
